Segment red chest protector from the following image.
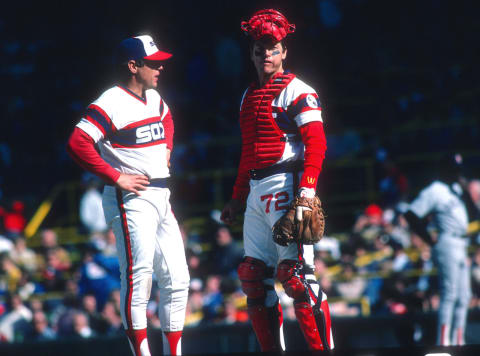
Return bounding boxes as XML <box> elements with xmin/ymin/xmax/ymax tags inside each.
<box><xmin>240</xmin><ymin>72</ymin><xmax>296</xmax><ymax>169</ymax></box>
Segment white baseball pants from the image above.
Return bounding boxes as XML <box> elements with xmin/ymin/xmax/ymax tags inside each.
<box><xmin>103</xmin><ymin>186</ymin><xmax>190</xmax><ymax>332</ymax></box>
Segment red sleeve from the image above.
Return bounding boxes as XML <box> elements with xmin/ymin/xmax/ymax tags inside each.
<box><xmin>162</xmin><ymin>111</ymin><xmax>174</xmax><ymax>150</ymax></box>
<box><xmin>66</xmin><ymin>127</ymin><xmax>121</xmax><ymax>184</ymax></box>
<box><xmin>231</xmin><ymin>148</ymin><xmax>250</xmax><ymax>202</ymax></box>
<box><xmin>298</xmin><ymin>121</ymin><xmax>327</xmax><ymax>190</ymax></box>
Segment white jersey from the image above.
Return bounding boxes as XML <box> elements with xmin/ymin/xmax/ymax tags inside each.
<box><xmin>409</xmin><ymin>180</ymin><xmax>468</xmax><ymax>237</ymax></box>
<box><xmin>271</xmin><ymin>77</ymin><xmax>323</xmax><ymax>126</ymax></box>
<box><xmin>76</xmin><ymin>85</ymin><xmax>172</xmax><ymax>179</ymax></box>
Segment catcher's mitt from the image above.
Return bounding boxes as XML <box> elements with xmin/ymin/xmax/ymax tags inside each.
<box><xmin>272</xmin><ymin>196</ymin><xmax>325</xmax><ymax>246</ymax></box>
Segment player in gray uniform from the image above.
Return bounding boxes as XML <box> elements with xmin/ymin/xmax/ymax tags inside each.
<box><xmin>404</xmin><ymin>154</ymin><xmax>473</xmax><ymax>346</ymax></box>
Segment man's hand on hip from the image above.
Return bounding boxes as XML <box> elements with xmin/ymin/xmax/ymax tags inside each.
<box><xmin>115</xmin><ymin>173</ymin><xmax>150</xmax><ymax>195</ymax></box>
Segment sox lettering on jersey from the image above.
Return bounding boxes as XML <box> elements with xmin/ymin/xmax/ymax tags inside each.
<box><xmin>136</xmin><ymin>122</ymin><xmax>165</xmax><ymax>144</ymax></box>
<box><xmin>109</xmin><ymin>117</ymin><xmax>167</xmax><ymax>148</ymax></box>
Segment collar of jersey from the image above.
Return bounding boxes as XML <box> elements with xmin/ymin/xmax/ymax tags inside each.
<box><xmin>117</xmin><ymin>85</ymin><xmax>147</xmax><ymax>104</ymax></box>
<box><xmin>253</xmin><ymin>70</ymin><xmax>290</xmax><ymax>89</ymax></box>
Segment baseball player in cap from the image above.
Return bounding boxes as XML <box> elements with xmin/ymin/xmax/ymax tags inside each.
<box><xmin>404</xmin><ymin>154</ymin><xmax>477</xmax><ymax>346</ymax></box>
<box><xmin>67</xmin><ymin>35</ymin><xmax>189</xmax><ymax>356</ymax></box>
<box><xmin>221</xmin><ymin>9</ymin><xmax>334</xmax><ymax>351</ymax></box>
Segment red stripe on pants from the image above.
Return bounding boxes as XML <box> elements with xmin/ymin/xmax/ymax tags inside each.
<box><xmin>116</xmin><ymin>189</ymin><xmax>134</xmax><ymax>328</ymax></box>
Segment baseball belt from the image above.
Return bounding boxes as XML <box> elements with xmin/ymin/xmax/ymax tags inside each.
<box><xmin>249</xmin><ymin>160</ymin><xmax>304</xmax><ymax>180</ymax></box>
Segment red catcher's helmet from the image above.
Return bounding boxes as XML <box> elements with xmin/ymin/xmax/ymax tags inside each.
<box><xmin>241</xmin><ymin>9</ymin><xmax>295</xmax><ymax>42</ymax></box>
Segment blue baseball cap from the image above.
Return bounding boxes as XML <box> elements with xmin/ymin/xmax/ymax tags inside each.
<box><xmin>116</xmin><ymin>35</ymin><xmax>172</xmax><ymax>64</ymax></box>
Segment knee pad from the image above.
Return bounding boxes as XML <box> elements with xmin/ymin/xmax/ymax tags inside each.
<box><xmin>238</xmin><ymin>257</ymin><xmax>273</xmax><ymax>299</ymax></box>
<box><xmin>276</xmin><ymin>260</ymin><xmax>307</xmax><ymax>300</ymax></box>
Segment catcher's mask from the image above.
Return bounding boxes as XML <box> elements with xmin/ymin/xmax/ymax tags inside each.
<box><xmin>241</xmin><ymin>9</ymin><xmax>295</xmax><ymax>42</ymax></box>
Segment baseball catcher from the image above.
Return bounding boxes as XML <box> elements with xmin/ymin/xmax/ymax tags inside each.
<box><xmin>221</xmin><ymin>9</ymin><xmax>334</xmax><ymax>351</ymax></box>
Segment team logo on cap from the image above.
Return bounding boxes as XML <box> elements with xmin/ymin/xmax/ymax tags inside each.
<box><xmin>306</xmin><ymin>95</ymin><xmax>318</xmax><ymax>108</ymax></box>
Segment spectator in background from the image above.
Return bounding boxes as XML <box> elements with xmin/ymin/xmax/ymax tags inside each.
<box><xmin>34</xmin><ymin>231</ymin><xmax>72</xmax><ymax>292</ymax></box>
<box><xmin>184</xmin><ymin>279</ymin><xmax>204</xmax><ymax>327</ymax></box>
<box><xmin>201</xmin><ymin>275</ymin><xmax>223</xmax><ymax>324</ymax></box>
<box><xmin>0</xmin><ymin>254</ymin><xmax>22</xmax><ymax>295</ymax></box>
<box><xmin>208</xmin><ymin>226</ymin><xmax>243</xmax><ymax>279</ymax></box>
<box><xmin>16</xmin><ymin>270</ymin><xmax>36</xmax><ymax>301</ymax></box>
<box><xmin>28</xmin><ymin>310</ymin><xmax>56</xmax><ymax>341</ymax></box>
<box><xmin>108</xmin><ymin>289</ymin><xmax>121</xmax><ymax>313</ymax></box>
<box><xmin>383</xmin><ymin>209</ymin><xmax>411</xmax><ymax>249</ymax></box>
<box><xmin>468</xmin><ymin>180</ymin><xmax>480</xmax><ymax>243</ymax></box>
<box><xmin>0</xmin><ymin>234</ymin><xmax>13</xmax><ymax>254</ymax></box>
<box><xmin>389</xmin><ymin>239</ymin><xmax>412</xmax><ymax>273</ymax></box>
<box><xmin>78</xmin><ymin>247</ymin><xmax>120</xmax><ymax>311</ymax></box>
<box><xmin>100</xmin><ymin>295</ymin><xmax>123</xmax><ymax>335</ymax></box>
<box><xmin>222</xmin><ymin>295</ymin><xmax>248</xmax><ymax>325</ymax></box>
<box><xmin>10</xmin><ymin>235</ymin><xmax>37</xmax><ymax>273</ymax></box>
<box><xmin>186</xmin><ymin>248</ymin><xmax>209</xmax><ymax>280</ymax></box>
<box><xmin>40</xmin><ymin>248</ymin><xmax>69</xmax><ymax>292</ymax></box>
<box><xmin>72</xmin><ymin>310</ymin><xmax>96</xmax><ymax>339</ymax></box>
<box><xmin>470</xmin><ymin>247</ymin><xmax>480</xmax><ymax>309</ymax></box>
<box><xmin>37</xmin><ymin>229</ymin><xmax>71</xmax><ymax>274</ymax></box>
<box><xmin>412</xmin><ymin>247</ymin><xmax>436</xmax><ymax>312</ymax></box>
<box><xmin>87</xmin><ymin>233</ymin><xmax>120</xmax><ymax>293</ymax></box>
<box><xmin>28</xmin><ymin>296</ymin><xmax>45</xmax><ymax>314</ymax></box>
<box><xmin>81</xmin><ymin>293</ymin><xmax>109</xmax><ymax>335</ymax></box>
<box><xmin>0</xmin><ymin>293</ymin><xmax>32</xmax><ymax>342</ymax></box>
<box><xmin>49</xmin><ymin>279</ymin><xmax>82</xmax><ymax>337</ymax></box>
<box><xmin>469</xmin><ymin>180</ymin><xmax>480</xmax><ymax>208</ymax></box>
<box><xmin>90</xmin><ymin>228</ymin><xmax>117</xmax><ymax>258</ymax></box>
<box><xmin>352</xmin><ymin>204</ymin><xmax>386</xmax><ymax>246</ymax></box>
<box><xmin>79</xmin><ymin>174</ymin><xmax>107</xmax><ymax>235</ymax></box>
<box><xmin>313</xmin><ymin>253</ymin><xmax>337</xmax><ymax>311</ymax></box>
<box><xmin>0</xmin><ymin>200</ymin><xmax>27</xmax><ymax>239</ymax></box>
<box><xmin>334</xmin><ymin>262</ymin><xmax>366</xmax><ymax>302</ymax></box>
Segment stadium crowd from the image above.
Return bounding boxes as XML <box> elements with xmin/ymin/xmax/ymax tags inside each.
<box><xmin>1</xmin><ymin>171</ymin><xmax>480</xmax><ymax>343</ymax></box>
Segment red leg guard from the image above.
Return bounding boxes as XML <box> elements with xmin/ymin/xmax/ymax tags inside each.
<box><xmin>320</xmin><ymin>299</ymin><xmax>334</xmax><ymax>349</ymax></box>
<box><xmin>248</xmin><ymin>302</ymin><xmax>283</xmax><ymax>352</ymax></box>
<box><xmin>163</xmin><ymin>330</ymin><xmax>182</xmax><ymax>355</ymax></box>
<box><xmin>238</xmin><ymin>257</ymin><xmax>270</xmax><ymax>299</ymax></box>
<box><xmin>125</xmin><ymin>328</ymin><xmax>149</xmax><ymax>356</ymax></box>
<box><xmin>295</xmin><ymin>302</ymin><xmax>324</xmax><ymax>350</ymax></box>
<box><xmin>277</xmin><ymin>260</ymin><xmax>308</xmax><ymax>299</ymax></box>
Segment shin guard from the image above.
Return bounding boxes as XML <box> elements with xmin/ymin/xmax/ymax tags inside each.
<box><xmin>314</xmin><ymin>298</ymin><xmax>334</xmax><ymax>350</ymax></box>
<box><xmin>294</xmin><ymin>302</ymin><xmax>324</xmax><ymax>350</ymax></box>
<box><xmin>247</xmin><ymin>301</ymin><xmax>284</xmax><ymax>351</ymax></box>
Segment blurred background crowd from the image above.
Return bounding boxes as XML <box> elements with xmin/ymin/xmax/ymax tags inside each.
<box><xmin>1</xmin><ymin>179</ymin><xmax>480</xmax><ymax>344</ymax></box>
<box><xmin>0</xmin><ymin>0</ymin><xmax>479</xmax><ymax>346</ymax></box>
